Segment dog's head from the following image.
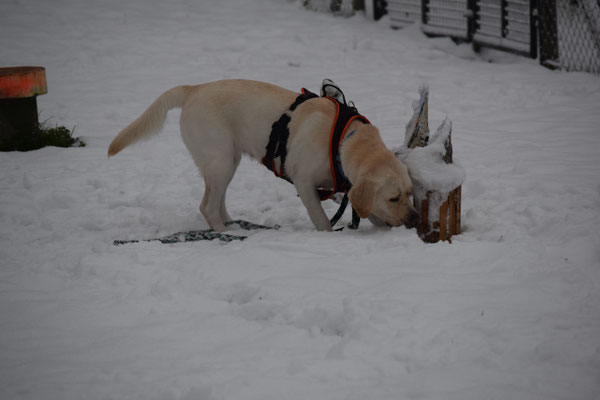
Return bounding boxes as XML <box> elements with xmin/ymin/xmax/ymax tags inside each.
<box><xmin>348</xmin><ymin>157</ymin><xmax>419</xmax><ymax>229</ymax></box>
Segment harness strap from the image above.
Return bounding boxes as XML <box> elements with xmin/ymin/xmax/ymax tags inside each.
<box><xmin>262</xmin><ymin>88</ymin><xmax>318</xmax><ymax>181</ymax></box>
<box><xmin>328</xmin><ymin>193</ymin><xmax>361</xmax><ymax>230</ymax></box>
<box><xmin>318</xmin><ymin>97</ymin><xmax>370</xmax><ymax>201</ymax></box>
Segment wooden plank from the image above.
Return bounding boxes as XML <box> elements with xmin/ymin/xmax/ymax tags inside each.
<box><xmin>449</xmin><ymin>188</ymin><xmax>457</xmax><ymax>236</ymax></box>
<box><xmin>416</xmin><ymin>187</ymin><xmax>462</xmax><ymax>243</ymax></box>
<box><xmin>456</xmin><ymin>186</ymin><xmax>462</xmax><ymax>234</ymax></box>
<box><xmin>419</xmin><ymin>194</ymin><xmax>430</xmax><ymax>240</ymax></box>
<box><xmin>439</xmin><ymin>198</ymin><xmax>448</xmax><ymax>241</ymax></box>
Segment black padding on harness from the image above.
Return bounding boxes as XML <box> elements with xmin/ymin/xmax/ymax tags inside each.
<box><xmin>319</xmin><ymin>97</ymin><xmax>370</xmax><ymax>201</ymax></box>
<box><xmin>262</xmin><ymin>89</ymin><xmax>318</xmax><ymax>182</ymax></box>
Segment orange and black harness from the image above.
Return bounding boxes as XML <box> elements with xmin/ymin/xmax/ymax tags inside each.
<box><xmin>262</xmin><ymin>88</ymin><xmax>370</xmax><ymax>229</ymax></box>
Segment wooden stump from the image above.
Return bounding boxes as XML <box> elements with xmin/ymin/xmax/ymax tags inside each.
<box><xmin>417</xmin><ymin>186</ymin><xmax>461</xmax><ymax>243</ymax></box>
<box><xmin>399</xmin><ymin>86</ymin><xmax>464</xmax><ymax>244</ymax></box>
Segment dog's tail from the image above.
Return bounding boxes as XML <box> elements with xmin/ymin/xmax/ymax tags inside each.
<box><xmin>108</xmin><ymin>85</ymin><xmax>192</xmax><ymax>157</ymax></box>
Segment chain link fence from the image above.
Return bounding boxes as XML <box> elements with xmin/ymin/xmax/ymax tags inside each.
<box><xmin>540</xmin><ymin>0</ymin><xmax>600</xmax><ymax>73</ymax></box>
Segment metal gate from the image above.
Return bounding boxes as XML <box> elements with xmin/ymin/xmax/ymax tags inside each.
<box><xmin>389</xmin><ymin>0</ymin><xmax>421</xmax><ymax>29</ymax></box>
<box><xmin>472</xmin><ymin>0</ymin><xmax>537</xmax><ymax>58</ymax></box>
<box><xmin>422</xmin><ymin>0</ymin><xmax>471</xmax><ymax>40</ymax></box>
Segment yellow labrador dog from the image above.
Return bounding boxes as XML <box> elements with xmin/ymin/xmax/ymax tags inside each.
<box><xmin>108</xmin><ymin>79</ymin><xmax>418</xmax><ymax>232</ymax></box>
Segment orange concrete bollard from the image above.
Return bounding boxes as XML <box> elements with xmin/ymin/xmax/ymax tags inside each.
<box><xmin>0</xmin><ymin>66</ymin><xmax>48</xmax><ymax>149</ymax></box>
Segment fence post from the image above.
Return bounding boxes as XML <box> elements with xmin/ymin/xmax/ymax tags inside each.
<box><xmin>422</xmin><ymin>0</ymin><xmax>429</xmax><ymax>25</ymax></box>
<box><xmin>501</xmin><ymin>0</ymin><xmax>508</xmax><ymax>38</ymax></box>
<box><xmin>530</xmin><ymin>0</ymin><xmax>538</xmax><ymax>59</ymax></box>
<box><xmin>539</xmin><ymin>0</ymin><xmax>559</xmax><ymax>68</ymax></box>
<box><xmin>467</xmin><ymin>0</ymin><xmax>477</xmax><ymax>42</ymax></box>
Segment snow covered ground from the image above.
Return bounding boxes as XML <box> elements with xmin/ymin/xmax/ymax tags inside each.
<box><xmin>1</xmin><ymin>0</ymin><xmax>600</xmax><ymax>399</ymax></box>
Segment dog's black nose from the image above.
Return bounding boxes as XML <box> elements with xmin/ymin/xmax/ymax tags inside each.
<box><xmin>406</xmin><ymin>211</ymin><xmax>420</xmax><ymax>229</ymax></box>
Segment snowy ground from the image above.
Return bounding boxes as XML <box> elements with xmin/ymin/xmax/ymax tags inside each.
<box><xmin>1</xmin><ymin>0</ymin><xmax>600</xmax><ymax>399</ymax></box>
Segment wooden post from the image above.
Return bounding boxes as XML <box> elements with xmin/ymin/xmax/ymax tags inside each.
<box><xmin>401</xmin><ymin>88</ymin><xmax>464</xmax><ymax>244</ymax></box>
<box><xmin>417</xmin><ymin>186</ymin><xmax>462</xmax><ymax>243</ymax></box>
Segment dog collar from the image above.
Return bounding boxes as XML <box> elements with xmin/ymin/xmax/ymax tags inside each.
<box><xmin>335</xmin><ymin>129</ymin><xmax>357</xmax><ymax>182</ymax></box>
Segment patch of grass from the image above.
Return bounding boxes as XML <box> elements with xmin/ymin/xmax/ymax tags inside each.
<box><xmin>0</xmin><ymin>122</ymin><xmax>85</xmax><ymax>152</ymax></box>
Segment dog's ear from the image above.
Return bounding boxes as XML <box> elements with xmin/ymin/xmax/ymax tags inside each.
<box><xmin>348</xmin><ymin>177</ymin><xmax>381</xmax><ymax>218</ymax></box>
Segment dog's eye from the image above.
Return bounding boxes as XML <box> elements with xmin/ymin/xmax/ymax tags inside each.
<box><xmin>389</xmin><ymin>196</ymin><xmax>400</xmax><ymax>203</ymax></box>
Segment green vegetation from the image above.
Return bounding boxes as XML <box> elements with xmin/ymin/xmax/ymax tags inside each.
<box><xmin>0</xmin><ymin>122</ymin><xmax>84</xmax><ymax>152</ymax></box>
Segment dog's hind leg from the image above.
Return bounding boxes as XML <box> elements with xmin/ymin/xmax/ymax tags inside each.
<box><xmin>219</xmin><ymin>194</ymin><xmax>232</xmax><ymax>223</ymax></box>
<box><xmin>181</xmin><ymin>117</ymin><xmax>239</xmax><ymax>232</ymax></box>
<box><xmin>218</xmin><ymin>153</ymin><xmax>241</xmax><ymax>223</ymax></box>
<box><xmin>199</xmin><ymin>154</ymin><xmax>239</xmax><ymax>232</ymax></box>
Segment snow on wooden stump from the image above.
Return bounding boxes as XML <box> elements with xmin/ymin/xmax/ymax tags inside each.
<box><xmin>0</xmin><ymin>67</ymin><xmax>48</xmax><ymax>147</ymax></box>
<box><xmin>394</xmin><ymin>85</ymin><xmax>466</xmax><ymax>244</ymax></box>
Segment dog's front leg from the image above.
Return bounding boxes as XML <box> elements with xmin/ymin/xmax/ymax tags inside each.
<box><xmin>294</xmin><ymin>181</ymin><xmax>333</xmax><ymax>232</ymax></box>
